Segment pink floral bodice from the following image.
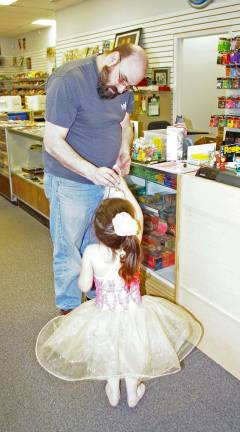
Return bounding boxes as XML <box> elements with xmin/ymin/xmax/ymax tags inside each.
<box><xmin>94</xmin><ymin>256</ymin><xmax>141</xmax><ymax>311</ymax></box>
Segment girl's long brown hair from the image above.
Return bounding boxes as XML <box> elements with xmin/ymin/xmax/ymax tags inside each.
<box><xmin>94</xmin><ymin>198</ymin><xmax>141</xmax><ymax>287</ymax></box>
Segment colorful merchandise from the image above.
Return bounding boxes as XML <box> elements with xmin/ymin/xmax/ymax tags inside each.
<box><xmin>220</xmin><ymin>143</ymin><xmax>240</xmax><ymax>162</ymax></box>
<box><xmin>217</xmin><ymin>78</ymin><xmax>240</xmax><ymax>89</ymax></box>
<box><xmin>141</xmin><ymin>206</ymin><xmax>176</xmax><ymax>270</ymax></box>
<box><xmin>209</xmin><ymin>115</ymin><xmax>240</xmax><ymax>129</ymax></box>
<box><xmin>130</xmin><ymin>164</ymin><xmax>177</xmax><ymax>189</ymax></box>
<box><xmin>132</xmin><ymin>132</ymin><xmax>166</xmax><ymax>164</ymax></box>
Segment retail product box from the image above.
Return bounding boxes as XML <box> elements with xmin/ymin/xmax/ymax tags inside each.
<box><xmin>8</xmin><ymin>112</ymin><xmax>28</xmax><ymax>120</ymax></box>
<box><xmin>187</xmin><ymin>143</ymin><xmax>216</xmax><ymax>166</ymax></box>
<box><xmin>166</xmin><ymin>126</ymin><xmax>185</xmax><ymax>161</ymax></box>
<box><xmin>220</xmin><ymin>143</ymin><xmax>240</xmax><ymax>162</ymax></box>
<box><xmin>131</xmin><ymin>120</ymin><xmax>142</xmax><ymax>139</ymax></box>
<box><xmin>25</xmin><ymin>95</ymin><xmax>46</xmax><ymax>111</ymax></box>
<box><xmin>143</xmin><ymin>250</ymin><xmax>175</xmax><ymax>270</ymax></box>
<box><xmin>139</xmin><ymin>191</ymin><xmax>176</xmax><ymax>228</ymax></box>
<box><xmin>141</xmin><ymin>204</ymin><xmax>176</xmax><ymax>270</ymax></box>
<box><xmin>143</xmin><ymin>129</ymin><xmax>167</xmax><ymax>161</ymax></box>
<box><xmin>0</xmin><ymin>96</ymin><xmax>22</xmax><ymax>112</ymax></box>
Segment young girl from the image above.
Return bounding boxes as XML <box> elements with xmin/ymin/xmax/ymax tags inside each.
<box><xmin>36</xmin><ymin>178</ymin><xmax>202</xmax><ymax>408</ymax></box>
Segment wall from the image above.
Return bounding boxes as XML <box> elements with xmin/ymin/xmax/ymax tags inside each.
<box><xmin>56</xmin><ymin>0</ymin><xmax>227</xmax><ymax>40</ymax></box>
<box><xmin>55</xmin><ymin>0</ymin><xmax>240</xmax><ymax>126</ymax></box>
<box><xmin>179</xmin><ymin>35</ymin><xmax>226</xmax><ymax>132</ymax></box>
<box><xmin>0</xmin><ymin>26</ymin><xmax>56</xmax><ymax>76</ymax></box>
<box><xmin>0</xmin><ymin>38</ymin><xmax>18</xmax><ymax>76</ymax></box>
<box><xmin>17</xmin><ymin>25</ymin><xmax>56</xmax><ymax>73</ymax></box>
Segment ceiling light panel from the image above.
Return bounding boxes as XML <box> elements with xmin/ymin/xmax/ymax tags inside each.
<box><xmin>32</xmin><ymin>19</ymin><xmax>56</xmax><ymax>26</ymax></box>
<box><xmin>0</xmin><ymin>0</ymin><xmax>18</xmax><ymax>5</ymax></box>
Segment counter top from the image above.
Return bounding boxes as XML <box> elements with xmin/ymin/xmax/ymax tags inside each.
<box><xmin>7</xmin><ymin>124</ymin><xmax>44</xmax><ymax>141</ymax></box>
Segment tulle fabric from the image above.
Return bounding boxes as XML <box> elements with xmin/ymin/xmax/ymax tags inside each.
<box><xmin>36</xmin><ymin>295</ymin><xmax>202</xmax><ymax>381</ymax></box>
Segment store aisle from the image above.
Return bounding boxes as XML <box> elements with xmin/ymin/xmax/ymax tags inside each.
<box><xmin>0</xmin><ymin>196</ymin><xmax>240</xmax><ymax>432</ymax></box>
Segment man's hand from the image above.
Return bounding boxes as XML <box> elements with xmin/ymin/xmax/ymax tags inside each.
<box><xmin>116</xmin><ymin>152</ymin><xmax>131</xmax><ymax>176</ymax></box>
<box><xmin>90</xmin><ymin>167</ymin><xmax>120</xmax><ymax>186</ymax></box>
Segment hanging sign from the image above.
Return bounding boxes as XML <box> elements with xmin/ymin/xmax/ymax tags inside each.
<box><xmin>188</xmin><ymin>0</ymin><xmax>213</xmax><ymax>8</ymax></box>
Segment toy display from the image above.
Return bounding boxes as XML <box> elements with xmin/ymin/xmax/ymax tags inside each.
<box><xmin>132</xmin><ymin>132</ymin><xmax>166</xmax><ymax>163</ymax></box>
<box><xmin>142</xmin><ymin>224</ymin><xmax>175</xmax><ymax>269</ymax></box>
<box><xmin>128</xmin><ymin>175</ymin><xmax>176</xmax><ymax>270</ymax></box>
<box><xmin>217</xmin><ymin>77</ymin><xmax>240</xmax><ymax>90</ymax></box>
<box><xmin>130</xmin><ymin>163</ymin><xmax>177</xmax><ymax>189</ymax></box>
<box><xmin>209</xmin><ymin>115</ymin><xmax>240</xmax><ymax>129</ymax></box>
<box><xmin>217</xmin><ymin>36</ymin><xmax>240</xmax><ymax>64</ymax></box>
<box><xmin>210</xmin><ymin>36</ymin><xmax>240</xmax><ymax>134</ymax></box>
<box><xmin>218</xmin><ymin>97</ymin><xmax>240</xmax><ymax>109</ymax></box>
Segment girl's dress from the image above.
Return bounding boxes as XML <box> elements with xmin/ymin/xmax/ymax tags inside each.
<box><xmin>36</xmin><ymin>255</ymin><xmax>202</xmax><ymax>381</ymax></box>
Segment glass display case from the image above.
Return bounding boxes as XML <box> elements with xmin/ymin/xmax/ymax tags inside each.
<box><xmin>128</xmin><ymin>162</ymin><xmax>240</xmax><ymax>379</ymax></box>
<box><xmin>0</xmin><ymin>123</ymin><xmax>11</xmax><ymax>198</ymax></box>
<box><xmin>0</xmin><ymin>120</ymin><xmax>26</xmax><ymax>199</ymax></box>
<box><xmin>6</xmin><ymin>128</ymin><xmax>197</xmax><ymax>301</ymax></box>
<box><xmin>6</xmin><ymin>125</ymin><xmax>49</xmax><ymax>217</ymax></box>
<box><xmin>127</xmin><ymin>162</ymin><xmax>179</xmax><ymax>301</ymax></box>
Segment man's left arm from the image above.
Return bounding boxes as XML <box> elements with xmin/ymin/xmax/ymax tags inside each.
<box><xmin>116</xmin><ymin>112</ymin><xmax>133</xmax><ymax>176</ymax></box>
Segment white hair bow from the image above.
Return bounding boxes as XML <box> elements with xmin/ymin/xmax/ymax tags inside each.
<box><xmin>112</xmin><ymin>212</ymin><xmax>138</xmax><ymax>236</ymax></box>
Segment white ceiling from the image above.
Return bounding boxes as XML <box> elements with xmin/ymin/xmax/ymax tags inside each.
<box><xmin>0</xmin><ymin>0</ymin><xmax>86</xmax><ymax>37</ymax></box>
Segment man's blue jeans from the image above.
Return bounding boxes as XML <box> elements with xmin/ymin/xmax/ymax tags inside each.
<box><xmin>44</xmin><ymin>173</ymin><xmax>104</xmax><ymax>310</ymax></box>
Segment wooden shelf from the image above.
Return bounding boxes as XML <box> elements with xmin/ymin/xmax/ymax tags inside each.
<box><xmin>0</xmin><ymin>172</ymin><xmax>11</xmax><ymax>199</ymax></box>
<box><xmin>12</xmin><ymin>173</ymin><xmax>49</xmax><ymax>218</ymax></box>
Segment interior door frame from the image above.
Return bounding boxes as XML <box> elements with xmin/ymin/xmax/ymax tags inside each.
<box><xmin>173</xmin><ymin>26</ymin><xmax>231</xmax><ymax>123</ymax></box>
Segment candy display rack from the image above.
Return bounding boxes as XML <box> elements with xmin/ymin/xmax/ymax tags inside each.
<box><xmin>210</xmin><ymin>35</ymin><xmax>240</xmax><ymax>139</ymax></box>
<box><xmin>127</xmin><ymin>162</ymin><xmax>178</xmax><ymax>301</ymax></box>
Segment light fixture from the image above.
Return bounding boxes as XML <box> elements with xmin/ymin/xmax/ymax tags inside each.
<box><xmin>0</xmin><ymin>0</ymin><xmax>18</xmax><ymax>5</ymax></box>
<box><xmin>32</xmin><ymin>19</ymin><xmax>56</xmax><ymax>27</ymax></box>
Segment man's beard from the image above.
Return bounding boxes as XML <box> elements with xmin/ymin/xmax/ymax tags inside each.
<box><xmin>97</xmin><ymin>65</ymin><xmax>120</xmax><ymax>99</ymax></box>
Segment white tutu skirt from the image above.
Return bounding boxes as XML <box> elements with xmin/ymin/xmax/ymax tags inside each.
<box><xmin>36</xmin><ymin>296</ymin><xmax>202</xmax><ymax>381</ymax></box>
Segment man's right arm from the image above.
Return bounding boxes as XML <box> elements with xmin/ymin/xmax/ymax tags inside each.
<box><xmin>44</xmin><ymin>121</ymin><xmax>120</xmax><ymax>187</ymax></box>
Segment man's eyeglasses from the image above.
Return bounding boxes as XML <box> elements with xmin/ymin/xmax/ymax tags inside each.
<box><xmin>118</xmin><ymin>62</ymin><xmax>138</xmax><ymax>92</ymax></box>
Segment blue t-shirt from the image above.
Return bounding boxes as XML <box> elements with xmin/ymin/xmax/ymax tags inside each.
<box><xmin>44</xmin><ymin>57</ymin><xmax>134</xmax><ymax>184</ymax></box>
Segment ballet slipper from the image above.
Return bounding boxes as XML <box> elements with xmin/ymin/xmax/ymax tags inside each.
<box><xmin>127</xmin><ymin>383</ymin><xmax>145</xmax><ymax>408</ymax></box>
<box><xmin>105</xmin><ymin>383</ymin><xmax>120</xmax><ymax>407</ymax></box>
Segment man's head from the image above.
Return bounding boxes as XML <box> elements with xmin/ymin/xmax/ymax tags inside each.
<box><xmin>97</xmin><ymin>44</ymin><xmax>148</xmax><ymax>99</ymax></box>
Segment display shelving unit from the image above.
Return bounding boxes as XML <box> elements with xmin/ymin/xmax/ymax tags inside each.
<box><xmin>0</xmin><ymin>78</ymin><xmax>46</xmax><ymax>97</ymax></box>
<box><xmin>128</xmin><ymin>162</ymin><xmax>179</xmax><ymax>301</ymax></box>
<box><xmin>210</xmin><ymin>36</ymin><xmax>240</xmax><ymax>135</ymax></box>
<box><xmin>6</xmin><ymin>125</ymin><xmax>49</xmax><ymax>217</ymax></box>
<box><xmin>0</xmin><ymin>77</ymin><xmax>47</xmax><ymax>122</ymax></box>
<box><xmin>0</xmin><ymin>123</ymin><xmax>11</xmax><ymax>199</ymax></box>
<box><xmin>0</xmin><ymin>121</ymin><xmax>27</xmax><ymax>199</ymax></box>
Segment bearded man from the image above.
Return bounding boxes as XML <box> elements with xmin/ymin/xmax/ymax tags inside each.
<box><xmin>43</xmin><ymin>43</ymin><xmax>148</xmax><ymax>313</ymax></box>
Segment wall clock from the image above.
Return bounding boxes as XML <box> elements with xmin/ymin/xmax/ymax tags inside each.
<box><xmin>188</xmin><ymin>0</ymin><xmax>213</xmax><ymax>8</ymax></box>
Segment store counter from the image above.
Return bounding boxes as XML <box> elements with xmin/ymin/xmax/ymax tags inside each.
<box><xmin>6</xmin><ymin>124</ymin><xmax>49</xmax><ymax>217</ymax></box>
<box><xmin>176</xmin><ymin>172</ymin><xmax>240</xmax><ymax>379</ymax></box>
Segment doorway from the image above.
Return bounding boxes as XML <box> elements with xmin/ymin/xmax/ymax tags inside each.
<box><xmin>174</xmin><ymin>31</ymin><xmax>228</xmax><ymax>133</ymax></box>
